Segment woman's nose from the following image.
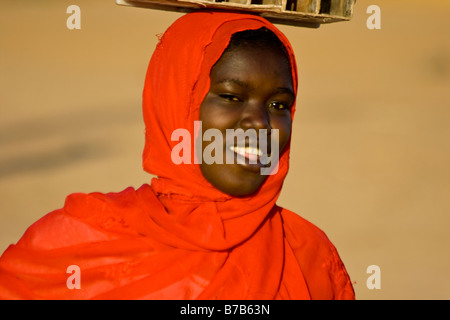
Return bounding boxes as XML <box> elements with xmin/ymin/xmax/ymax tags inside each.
<box><xmin>238</xmin><ymin>100</ymin><xmax>271</xmax><ymax>132</ymax></box>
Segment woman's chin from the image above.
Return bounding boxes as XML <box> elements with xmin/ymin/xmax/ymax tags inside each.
<box><xmin>200</xmin><ymin>163</ymin><xmax>267</xmax><ymax>197</ymax></box>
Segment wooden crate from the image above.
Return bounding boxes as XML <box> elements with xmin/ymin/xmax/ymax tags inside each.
<box><xmin>115</xmin><ymin>0</ymin><xmax>357</xmax><ymax>27</ymax></box>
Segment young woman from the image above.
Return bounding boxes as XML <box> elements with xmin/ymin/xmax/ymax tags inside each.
<box><xmin>0</xmin><ymin>11</ymin><xmax>354</xmax><ymax>300</ymax></box>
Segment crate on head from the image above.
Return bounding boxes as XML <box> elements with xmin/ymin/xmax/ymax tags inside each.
<box><xmin>115</xmin><ymin>0</ymin><xmax>357</xmax><ymax>27</ymax></box>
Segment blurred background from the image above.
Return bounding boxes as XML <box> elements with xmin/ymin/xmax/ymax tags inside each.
<box><xmin>1</xmin><ymin>0</ymin><xmax>449</xmax><ymax>299</ymax></box>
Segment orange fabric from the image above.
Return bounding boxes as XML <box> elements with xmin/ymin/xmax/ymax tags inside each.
<box><xmin>0</xmin><ymin>11</ymin><xmax>354</xmax><ymax>300</ymax></box>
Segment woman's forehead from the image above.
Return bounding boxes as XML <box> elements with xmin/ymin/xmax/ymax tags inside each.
<box><xmin>211</xmin><ymin>45</ymin><xmax>293</xmax><ymax>86</ymax></box>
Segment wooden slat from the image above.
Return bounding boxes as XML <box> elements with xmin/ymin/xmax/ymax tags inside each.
<box><xmin>115</xmin><ymin>0</ymin><xmax>356</xmax><ymax>25</ymax></box>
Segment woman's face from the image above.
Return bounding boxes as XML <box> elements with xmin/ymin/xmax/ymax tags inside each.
<box><xmin>199</xmin><ymin>44</ymin><xmax>295</xmax><ymax>196</ymax></box>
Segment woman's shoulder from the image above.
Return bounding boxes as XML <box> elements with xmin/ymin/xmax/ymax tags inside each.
<box><xmin>279</xmin><ymin>208</ymin><xmax>343</xmax><ymax>272</ymax></box>
<box><xmin>10</xmin><ymin>185</ymin><xmax>152</xmax><ymax>251</ymax></box>
<box><xmin>280</xmin><ymin>207</ymin><xmax>332</xmax><ymax>247</ymax></box>
<box><xmin>279</xmin><ymin>207</ymin><xmax>355</xmax><ymax>299</ymax></box>
<box><xmin>0</xmin><ymin>185</ymin><xmax>154</xmax><ymax>299</ymax></box>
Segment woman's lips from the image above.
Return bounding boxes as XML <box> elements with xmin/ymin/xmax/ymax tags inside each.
<box><xmin>228</xmin><ymin>145</ymin><xmax>271</xmax><ymax>172</ymax></box>
<box><xmin>230</xmin><ymin>145</ymin><xmax>262</xmax><ymax>162</ymax></box>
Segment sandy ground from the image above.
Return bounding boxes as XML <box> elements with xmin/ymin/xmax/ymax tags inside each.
<box><xmin>1</xmin><ymin>0</ymin><xmax>449</xmax><ymax>299</ymax></box>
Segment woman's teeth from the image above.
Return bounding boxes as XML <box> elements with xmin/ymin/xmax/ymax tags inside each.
<box><xmin>230</xmin><ymin>146</ymin><xmax>262</xmax><ymax>159</ymax></box>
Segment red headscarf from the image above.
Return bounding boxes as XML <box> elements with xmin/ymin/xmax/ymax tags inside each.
<box><xmin>0</xmin><ymin>11</ymin><xmax>354</xmax><ymax>300</ymax></box>
<box><xmin>141</xmin><ymin>11</ymin><xmax>297</xmax><ymax>251</ymax></box>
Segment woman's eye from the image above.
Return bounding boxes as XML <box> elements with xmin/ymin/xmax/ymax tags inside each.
<box><xmin>269</xmin><ymin>101</ymin><xmax>289</xmax><ymax>110</ymax></box>
<box><xmin>220</xmin><ymin>94</ymin><xmax>241</xmax><ymax>102</ymax></box>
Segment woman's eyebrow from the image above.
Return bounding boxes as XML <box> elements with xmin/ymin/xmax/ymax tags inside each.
<box><xmin>214</xmin><ymin>79</ymin><xmax>295</xmax><ymax>98</ymax></box>
<box><xmin>215</xmin><ymin>78</ymin><xmax>250</xmax><ymax>89</ymax></box>
<box><xmin>274</xmin><ymin>87</ymin><xmax>295</xmax><ymax>98</ymax></box>
<box><xmin>215</xmin><ymin>78</ymin><xmax>295</xmax><ymax>97</ymax></box>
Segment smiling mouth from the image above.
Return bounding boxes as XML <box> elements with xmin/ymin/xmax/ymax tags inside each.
<box><xmin>230</xmin><ymin>145</ymin><xmax>262</xmax><ymax>161</ymax></box>
<box><xmin>228</xmin><ymin>145</ymin><xmax>272</xmax><ymax>169</ymax></box>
